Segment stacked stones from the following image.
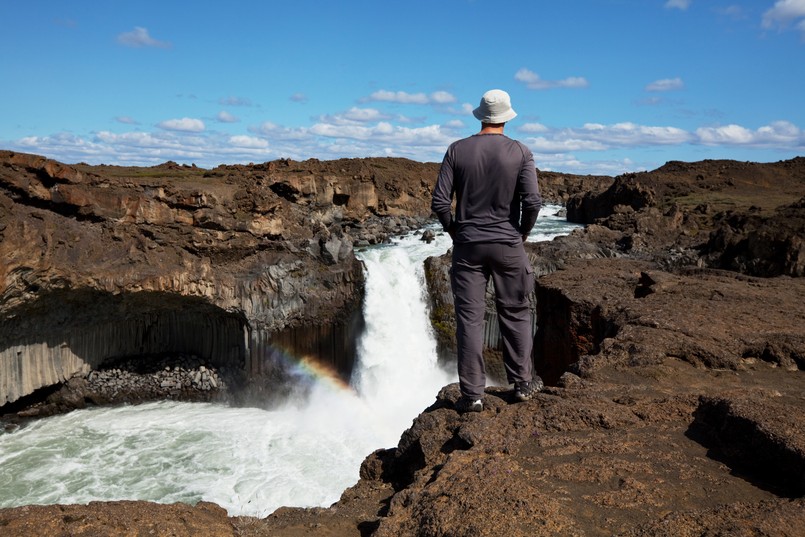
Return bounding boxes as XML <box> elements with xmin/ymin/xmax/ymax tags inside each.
<box><xmin>86</xmin><ymin>354</ymin><xmax>228</xmax><ymax>404</ymax></box>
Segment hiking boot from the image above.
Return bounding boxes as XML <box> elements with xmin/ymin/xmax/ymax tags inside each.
<box><xmin>514</xmin><ymin>377</ymin><xmax>544</xmax><ymax>402</ymax></box>
<box><xmin>455</xmin><ymin>396</ymin><xmax>483</xmax><ymax>413</ymax></box>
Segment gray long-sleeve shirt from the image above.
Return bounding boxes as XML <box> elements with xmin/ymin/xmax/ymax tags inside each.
<box><xmin>431</xmin><ymin>133</ymin><xmax>542</xmax><ymax>244</ymax></box>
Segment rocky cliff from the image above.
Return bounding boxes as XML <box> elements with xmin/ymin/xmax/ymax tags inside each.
<box><xmin>2</xmin><ymin>154</ymin><xmax>804</xmax><ymax>536</ymax></box>
<box><xmin>0</xmin><ymin>151</ymin><xmax>597</xmax><ymax>413</ymax></box>
<box><xmin>0</xmin><ymin>151</ymin><xmax>447</xmax><ymax>411</ymax></box>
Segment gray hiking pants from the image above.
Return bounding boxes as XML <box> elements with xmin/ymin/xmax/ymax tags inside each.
<box><xmin>451</xmin><ymin>242</ymin><xmax>535</xmax><ymax>400</ymax></box>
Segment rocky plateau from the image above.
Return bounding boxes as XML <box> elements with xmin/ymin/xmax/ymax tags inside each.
<box><xmin>1</xmin><ymin>151</ymin><xmax>804</xmax><ymax>536</ymax></box>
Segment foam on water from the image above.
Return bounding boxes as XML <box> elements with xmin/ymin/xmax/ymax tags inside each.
<box><xmin>0</xmin><ymin>205</ymin><xmax>578</xmax><ymax>516</ymax></box>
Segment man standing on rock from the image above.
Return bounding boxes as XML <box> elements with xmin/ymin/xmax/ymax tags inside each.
<box><xmin>431</xmin><ymin>89</ymin><xmax>544</xmax><ymax>413</ymax></box>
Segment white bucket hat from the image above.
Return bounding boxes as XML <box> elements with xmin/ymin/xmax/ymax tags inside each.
<box><xmin>472</xmin><ymin>89</ymin><xmax>517</xmax><ymax>124</ymax></box>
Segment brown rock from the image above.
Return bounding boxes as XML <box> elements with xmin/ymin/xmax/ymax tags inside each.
<box><xmin>3</xmin><ymin>153</ymin><xmax>805</xmax><ymax>536</ymax></box>
<box><xmin>0</xmin><ymin>501</ymin><xmax>235</xmax><ymax>537</ymax></box>
<box><xmin>3</xmin><ymin>151</ymin><xmax>448</xmax><ymax>408</ymax></box>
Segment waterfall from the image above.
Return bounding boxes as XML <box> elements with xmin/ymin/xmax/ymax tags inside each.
<box><xmin>0</xmin><ymin>206</ymin><xmax>577</xmax><ymax>517</ymax></box>
<box><xmin>351</xmin><ymin>231</ymin><xmax>456</xmax><ymax>445</ymax></box>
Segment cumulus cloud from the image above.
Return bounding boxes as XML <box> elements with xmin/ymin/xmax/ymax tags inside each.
<box><xmin>251</xmin><ymin>121</ymin><xmax>310</xmax><ymax>142</ymax></box>
<box><xmin>229</xmin><ymin>135</ymin><xmax>269</xmax><ymax>149</ymax></box>
<box><xmin>518</xmin><ymin>120</ymin><xmax>803</xmax><ymax>155</ymax></box>
<box><xmin>216</xmin><ymin>111</ymin><xmax>239</xmax><ymax>123</ymax></box>
<box><xmin>664</xmin><ymin>0</ymin><xmax>691</xmax><ymax>10</ymax></box>
<box><xmin>696</xmin><ymin>120</ymin><xmax>802</xmax><ymax>145</ymax></box>
<box><xmin>514</xmin><ymin>68</ymin><xmax>589</xmax><ymax>90</ymax></box>
<box><xmin>11</xmin><ymin>114</ymin><xmax>803</xmax><ymax>176</ymax></box>
<box><xmin>117</xmin><ymin>27</ymin><xmax>171</xmax><ymax>48</ymax></box>
<box><xmin>534</xmin><ymin>153</ymin><xmax>643</xmax><ymax>176</ymax></box>
<box><xmin>522</xmin><ymin>122</ymin><xmax>695</xmax><ymax>153</ymax></box>
<box><xmin>309</xmin><ymin>120</ymin><xmax>454</xmax><ymax>148</ymax></box>
<box><xmin>763</xmin><ymin>0</ymin><xmax>805</xmax><ymax>38</ymax></box>
<box><xmin>646</xmin><ymin>77</ymin><xmax>685</xmax><ymax>92</ymax></box>
<box><xmin>363</xmin><ymin>90</ymin><xmax>458</xmax><ymax>105</ymax></box>
<box><xmin>290</xmin><ymin>92</ymin><xmax>308</xmax><ymax>104</ymax></box>
<box><xmin>518</xmin><ymin>123</ymin><xmax>550</xmax><ymax>133</ymax></box>
<box><xmin>430</xmin><ymin>91</ymin><xmax>458</xmax><ymax>104</ymax></box>
<box><xmin>314</xmin><ymin>107</ymin><xmax>393</xmax><ymax>127</ymax></box>
<box><xmin>365</xmin><ymin>90</ymin><xmax>428</xmax><ymax>104</ymax></box>
<box><xmin>157</xmin><ymin>118</ymin><xmax>205</xmax><ymax>132</ymax></box>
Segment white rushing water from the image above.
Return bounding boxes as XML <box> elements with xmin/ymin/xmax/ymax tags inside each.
<box><xmin>0</xmin><ymin>205</ymin><xmax>577</xmax><ymax>517</ymax></box>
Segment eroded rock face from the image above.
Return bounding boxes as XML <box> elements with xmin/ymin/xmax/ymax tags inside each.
<box><xmin>566</xmin><ymin>173</ymin><xmax>656</xmax><ymax>224</ymax></box>
<box><xmin>536</xmin><ymin>169</ymin><xmax>612</xmax><ymax>205</ymax></box>
<box><xmin>0</xmin><ymin>151</ymin><xmax>447</xmax><ymax>409</ymax></box>
<box><xmin>535</xmin><ymin>258</ymin><xmax>805</xmax><ymax>378</ymax></box>
<box><xmin>3</xmin><ymin>154</ymin><xmax>805</xmax><ymax>535</ymax></box>
<box><xmin>702</xmin><ymin>198</ymin><xmax>805</xmax><ymax>277</ymax></box>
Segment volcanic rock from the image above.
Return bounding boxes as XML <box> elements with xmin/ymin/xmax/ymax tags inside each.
<box><xmin>0</xmin><ymin>151</ymin><xmax>443</xmax><ymax>411</ymax></box>
<box><xmin>2</xmin><ymin>154</ymin><xmax>805</xmax><ymax>536</ymax></box>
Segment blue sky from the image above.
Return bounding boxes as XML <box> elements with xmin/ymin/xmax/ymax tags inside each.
<box><xmin>2</xmin><ymin>0</ymin><xmax>804</xmax><ymax>175</ymax></box>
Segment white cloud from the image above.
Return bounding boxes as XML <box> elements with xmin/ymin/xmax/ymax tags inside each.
<box><xmin>763</xmin><ymin>0</ymin><xmax>805</xmax><ymax>38</ymax></box>
<box><xmin>229</xmin><ymin>135</ymin><xmax>269</xmax><ymax>149</ymax></box>
<box><xmin>290</xmin><ymin>92</ymin><xmax>308</xmax><ymax>104</ymax></box>
<box><xmin>528</xmin><ymin>136</ymin><xmax>608</xmax><ymax>153</ymax></box>
<box><xmin>514</xmin><ymin>68</ymin><xmax>589</xmax><ymax>90</ymax></box>
<box><xmin>251</xmin><ymin>121</ymin><xmax>310</xmax><ymax>141</ymax></box>
<box><xmin>93</xmin><ymin>131</ymin><xmax>176</xmax><ymax>152</ymax></box>
<box><xmin>696</xmin><ymin>124</ymin><xmax>754</xmax><ymax>144</ymax></box>
<box><xmin>309</xmin><ymin>120</ymin><xmax>453</xmax><ymax>148</ymax></box>
<box><xmin>430</xmin><ymin>91</ymin><xmax>457</xmax><ymax>104</ymax></box>
<box><xmin>216</xmin><ymin>111</ymin><xmax>239</xmax><ymax>123</ymax></box>
<box><xmin>366</xmin><ymin>90</ymin><xmax>429</xmax><ymax>104</ymax></box>
<box><xmin>363</xmin><ymin>89</ymin><xmax>458</xmax><ymax>105</ymax></box>
<box><xmin>518</xmin><ymin>122</ymin><xmax>549</xmax><ymax>133</ymax></box>
<box><xmin>344</xmin><ymin>107</ymin><xmax>388</xmax><ymax>122</ymax></box>
<box><xmin>316</xmin><ymin>107</ymin><xmax>390</xmax><ymax>126</ymax></box>
<box><xmin>646</xmin><ymin>77</ymin><xmax>685</xmax><ymax>92</ymax></box>
<box><xmin>664</xmin><ymin>0</ymin><xmax>691</xmax><ymax>10</ymax></box>
<box><xmin>696</xmin><ymin>121</ymin><xmax>803</xmax><ymax>145</ymax></box>
<box><xmin>756</xmin><ymin>120</ymin><xmax>801</xmax><ymax>142</ymax></box>
<box><xmin>158</xmin><ymin>118</ymin><xmax>205</xmax><ymax>132</ymax></box>
<box><xmin>395</xmin><ymin>114</ymin><xmax>420</xmax><ymax>124</ymax></box>
<box><xmin>763</xmin><ymin>0</ymin><xmax>805</xmax><ymax>26</ymax></box>
<box><xmin>11</xmin><ymin>115</ymin><xmax>803</xmax><ymax>176</ymax></box>
<box><xmin>117</xmin><ymin>27</ymin><xmax>171</xmax><ymax>48</ymax></box>
<box><xmin>522</xmin><ymin>122</ymin><xmax>695</xmax><ymax>153</ymax></box>
<box><xmin>534</xmin><ymin>153</ymin><xmax>642</xmax><ymax>176</ymax></box>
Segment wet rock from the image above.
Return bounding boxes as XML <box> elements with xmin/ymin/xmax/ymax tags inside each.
<box><xmin>420</xmin><ymin>229</ymin><xmax>436</xmax><ymax>243</ymax></box>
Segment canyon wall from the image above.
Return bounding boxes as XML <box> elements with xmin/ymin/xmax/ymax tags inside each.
<box><xmin>1</xmin><ymin>151</ymin><xmax>601</xmax><ymax>409</ymax></box>
<box><xmin>0</xmin><ymin>151</ymin><xmax>432</xmax><ymax>407</ymax></box>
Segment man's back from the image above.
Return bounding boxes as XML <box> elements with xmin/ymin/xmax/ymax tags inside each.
<box><xmin>432</xmin><ymin>133</ymin><xmax>541</xmax><ymax>244</ymax></box>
